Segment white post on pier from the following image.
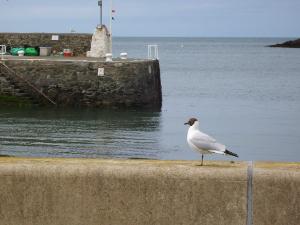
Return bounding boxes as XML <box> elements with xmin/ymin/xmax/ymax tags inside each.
<box><xmin>0</xmin><ymin>45</ymin><xmax>6</xmax><ymax>61</ymax></box>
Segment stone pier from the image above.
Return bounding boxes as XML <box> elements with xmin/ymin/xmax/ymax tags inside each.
<box><xmin>0</xmin><ymin>56</ymin><xmax>162</xmax><ymax>108</ymax></box>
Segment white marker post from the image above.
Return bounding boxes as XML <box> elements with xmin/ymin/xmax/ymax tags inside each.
<box><xmin>0</xmin><ymin>45</ymin><xmax>6</xmax><ymax>61</ymax></box>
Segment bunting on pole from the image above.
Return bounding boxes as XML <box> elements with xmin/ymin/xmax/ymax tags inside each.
<box><xmin>109</xmin><ymin>0</ymin><xmax>114</xmax><ymax>53</ymax></box>
<box><xmin>112</xmin><ymin>9</ymin><xmax>116</xmax><ymax>20</ymax></box>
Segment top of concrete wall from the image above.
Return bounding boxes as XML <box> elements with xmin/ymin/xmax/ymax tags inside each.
<box><xmin>0</xmin><ymin>157</ymin><xmax>249</xmax><ymax>176</ymax></box>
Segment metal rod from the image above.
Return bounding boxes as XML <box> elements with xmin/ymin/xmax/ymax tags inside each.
<box><xmin>98</xmin><ymin>0</ymin><xmax>102</xmax><ymax>27</ymax></box>
<box><xmin>247</xmin><ymin>161</ymin><xmax>254</xmax><ymax>225</ymax></box>
<box><xmin>109</xmin><ymin>0</ymin><xmax>113</xmax><ymax>53</ymax></box>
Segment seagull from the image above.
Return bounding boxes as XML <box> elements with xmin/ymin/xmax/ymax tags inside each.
<box><xmin>184</xmin><ymin>117</ymin><xmax>238</xmax><ymax>166</ymax></box>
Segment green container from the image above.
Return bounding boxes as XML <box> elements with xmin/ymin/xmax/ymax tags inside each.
<box><xmin>25</xmin><ymin>47</ymin><xmax>38</xmax><ymax>56</ymax></box>
<box><xmin>10</xmin><ymin>48</ymin><xmax>25</xmax><ymax>56</ymax></box>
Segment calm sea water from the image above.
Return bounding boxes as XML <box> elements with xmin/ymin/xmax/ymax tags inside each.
<box><xmin>1</xmin><ymin>37</ymin><xmax>300</xmax><ymax>162</ymax></box>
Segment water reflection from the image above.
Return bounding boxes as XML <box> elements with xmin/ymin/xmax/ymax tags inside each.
<box><xmin>0</xmin><ymin>108</ymin><xmax>162</xmax><ymax>159</ymax></box>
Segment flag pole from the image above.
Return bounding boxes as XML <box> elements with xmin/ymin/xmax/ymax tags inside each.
<box><xmin>109</xmin><ymin>0</ymin><xmax>113</xmax><ymax>54</ymax></box>
<box><xmin>97</xmin><ymin>0</ymin><xmax>103</xmax><ymax>28</ymax></box>
<box><xmin>100</xmin><ymin>0</ymin><xmax>102</xmax><ymax>27</ymax></box>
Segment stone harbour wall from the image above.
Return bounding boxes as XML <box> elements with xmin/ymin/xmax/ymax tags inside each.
<box><xmin>0</xmin><ymin>33</ymin><xmax>92</xmax><ymax>56</ymax></box>
<box><xmin>0</xmin><ymin>59</ymin><xmax>162</xmax><ymax>109</ymax></box>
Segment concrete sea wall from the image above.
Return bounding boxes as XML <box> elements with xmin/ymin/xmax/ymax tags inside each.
<box><xmin>0</xmin><ymin>158</ymin><xmax>299</xmax><ymax>225</ymax></box>
<box><xmin>0</xmin><ymin>33</ymin><xmax>92</xmax><ymax>56</ymax></box>
<box><xmin>0</xmin><ymin>58</ymin><xmax>162</xmax><ymax>108</ymax></box>
<box><xmin>253</xmin><ymin>162</ymin><xmax>300</xmax><ymax>225</ymax></box>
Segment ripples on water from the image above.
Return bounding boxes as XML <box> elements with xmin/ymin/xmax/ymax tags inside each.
<box><xmin>0</xmin><ymin>109</ymin><xmax>162</xmax><ymax>158</ymax></box>
<box><xmin>1</xmin><ymin>37</ymin><xmax>300</xmax><ymax>161</ymax></box>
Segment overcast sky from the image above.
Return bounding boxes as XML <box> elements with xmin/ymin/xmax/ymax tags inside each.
<box><xmin>1</xmin><ymin>0</ymin><xmax>299</xmax><ymax>37</ymax></box>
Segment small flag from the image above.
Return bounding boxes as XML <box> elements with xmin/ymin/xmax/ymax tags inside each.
<box><xmin>112</xmin><ymin>9</ymin><xmax>116</xmax><ymax>20</ymax></box>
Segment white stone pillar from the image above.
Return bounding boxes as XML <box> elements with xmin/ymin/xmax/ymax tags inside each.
<box><xmin>87</xmin><ymin>25</ymin><xmax>111</xmax><ymax>58</ymax></box>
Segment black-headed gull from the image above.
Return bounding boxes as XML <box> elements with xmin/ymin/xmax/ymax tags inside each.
<box><xmin>184</xmin><ymin>118</ymin><xmax>238</xmax><ymax>166</ymax></box>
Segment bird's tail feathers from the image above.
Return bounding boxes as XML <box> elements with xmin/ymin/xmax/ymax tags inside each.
<box><xmin>209</xmin><ymin>150</ymin><xmax>225</xmax><ymax>155</ymax></box>
<box><xmin>224</xmin><ymin>149</ymin><xmax>239</xmax><ymax>158</ymax></box>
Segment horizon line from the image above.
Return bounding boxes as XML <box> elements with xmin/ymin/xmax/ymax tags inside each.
<box><xmin>0</xmin><ymin>32</ymin><xmax>298</xmax><ymax>39</ymax></box>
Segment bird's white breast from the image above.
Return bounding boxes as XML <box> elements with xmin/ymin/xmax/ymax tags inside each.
<box><xmin>187</xmin><ymin>127</ymin><xmax>212</xmax><ymax>154</ymax></box>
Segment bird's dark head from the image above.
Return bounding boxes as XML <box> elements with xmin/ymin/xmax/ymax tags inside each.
<box><xmin>184</xmin><ymin>118</ymin><xmax>198</xmax><ymax>126</ymax></box>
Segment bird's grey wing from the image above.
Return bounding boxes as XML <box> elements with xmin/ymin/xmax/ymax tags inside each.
<box><xmin>190</xmin><ymin>130</ymin><xmax>226</xmax><ymax>152</ymax></box>
<box><xmin>191</xmin><ymin>130</ymin><xmax>217</xmax><ymax>143</ymax></box>
<box><xmin>197</xmin><ymin>131</ymin><xmax>217</xmax><ymax>143</ymax></box>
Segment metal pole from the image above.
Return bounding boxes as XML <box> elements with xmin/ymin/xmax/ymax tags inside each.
<box><xmin>98</xmin><ymin>0</ymin><xmax>102</xmax><ymax>27</ymax></box>
<box><xmin>109</xmin><ymin>0</ymin><xmax>113</xmax><ymax>54</ymax></box>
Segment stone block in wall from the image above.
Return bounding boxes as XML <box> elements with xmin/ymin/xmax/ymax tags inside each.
<box><xmin>253</xmin><ymin>162</ymin><xmax>300</xmax><ymax>225</ymax></box>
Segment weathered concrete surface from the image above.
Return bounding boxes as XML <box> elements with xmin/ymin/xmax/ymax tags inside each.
<box><xmin>253</xmin><ymin>162</ymin><xmax>300</xmax><ymax>225</ymax></box>
<box><xmin>0</xmin><ymin>158</ymin><xmax>247</xmax><ymax>225</ymax></box>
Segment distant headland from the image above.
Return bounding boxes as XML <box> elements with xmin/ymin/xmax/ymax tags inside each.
<box><xmin>269</xmin><ymin>38</ymin><xmax>300</xmax><ymax>48</ymax></box>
